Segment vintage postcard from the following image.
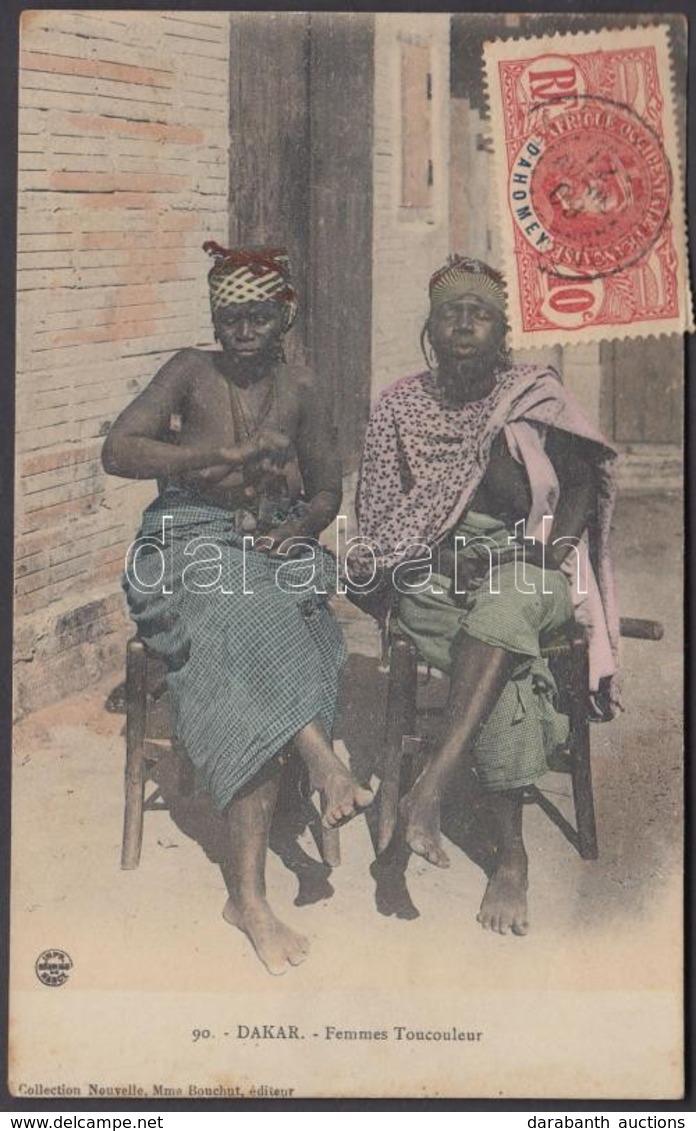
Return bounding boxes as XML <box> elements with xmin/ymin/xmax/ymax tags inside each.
<box><xmin>10</xmin><ymin>10</ymin><xmax>686</xmax><ymax>1102</ymax></box>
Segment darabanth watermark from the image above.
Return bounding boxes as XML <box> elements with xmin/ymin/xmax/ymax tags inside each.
<box><xmin>124</xmin><ymin>514</ymin><xmax>588</xmax><ymax>598</ymax></box>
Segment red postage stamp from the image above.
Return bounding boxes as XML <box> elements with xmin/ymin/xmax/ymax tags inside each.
<box><xmin>484</xmin><ymin>25</ymin><xmax>692</xmax><ymax>348</ymax></box>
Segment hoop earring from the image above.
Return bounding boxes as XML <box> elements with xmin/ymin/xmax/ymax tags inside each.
<box><xmin>420</xmin><ymin>323</ymin><xmax>437</xmax><ymax>371</ymax></box>
<box><xmin>268</xmin><ymin>333</ymin><xmax>287</xmax><ymax>364</ymax></box>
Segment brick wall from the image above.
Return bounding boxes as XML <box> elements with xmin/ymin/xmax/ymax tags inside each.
<box><xmin>371</xmin><ymin>15</ymin><xmax>450</xmax><ymax>399</ymax></box>
<box><xmin>15</xmin><ymin>10</ymin><xmax>230</xmax><ymax>716</ymax></box>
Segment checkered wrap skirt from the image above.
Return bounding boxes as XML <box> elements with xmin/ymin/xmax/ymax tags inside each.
<box><xmin>123</xmin><ymin>490</ymin><xmax>346</xmax><ymax>810</ymax></box>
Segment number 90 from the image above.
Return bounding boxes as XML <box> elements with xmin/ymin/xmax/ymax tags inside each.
<box><xmin>192</xmin><ymin>1028</ymin><xmax>212</xmax><ymax>1042</ymax></box>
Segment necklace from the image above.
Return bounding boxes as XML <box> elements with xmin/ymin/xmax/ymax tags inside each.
<box><xmin>226</xmin><ymin>373</ymin><xmax>284</xmax><ymax>535</ymax></box>
<box><xmin>228</xmin><ymin>373</ymin><xmax>278</xmax><ymax>441</ymax></box>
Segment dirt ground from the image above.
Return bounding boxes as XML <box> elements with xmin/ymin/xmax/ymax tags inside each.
<box><xmin>9</xmin><ymin>491</ymin><xmax>684</xmax><ymax>1100</ymax></box>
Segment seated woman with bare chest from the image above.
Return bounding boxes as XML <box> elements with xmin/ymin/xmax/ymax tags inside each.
<box><xmin>102</xmin><ymin>243</ymin><xmax>372</xmax><ymax>975</ymax></box>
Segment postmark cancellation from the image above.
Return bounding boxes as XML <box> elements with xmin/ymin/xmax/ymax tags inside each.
<box><xmin>483</xmin><ymin>24</ymin><xmax>692</xmax><ymax>348</ymax></box>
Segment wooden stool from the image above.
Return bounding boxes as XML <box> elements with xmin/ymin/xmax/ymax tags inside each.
<box><xmin>121</xmin><ymin>636</ymin><xmax>341</xmax><ymax>870</ymax></box>
<box><xmin>377</xmin><ymin>616</ymin><xmax>663</xmax><ymax>860</ymax></box>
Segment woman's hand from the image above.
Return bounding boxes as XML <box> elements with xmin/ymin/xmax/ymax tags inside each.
<box><xmin>186</xmin><ymin>463</ymin><xmax>245</xmax><ymax>486</ymax></box>
<box><xmin>434</xmin><ymin>543</ymin><xmax>489</xmax><ymax>604</ymax></box>
<box><xmin>216</xmin><ymin>430</ymin><xmax>291</xmax><ymax>474</ymax></box>
<box><xmin>254</xmin><ymin>429</ymin><xmax>292</xmax><ymax>467</ymax></box>
<box><xmin>253</xmin><ymin>520</ymin><xmax>310</xmax><ymax>558</ymax></box>
<box><xmin>214</xmin><ymin>439</ymin><xmax>259</xmax><ymax>468</ymax></box>
<box><xmin>449</xmin><ymin>556</ymin><xmax>488</xmax><ymax>606</ymax></box>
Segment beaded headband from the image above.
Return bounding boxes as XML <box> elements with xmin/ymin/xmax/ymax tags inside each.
<box><xmin>429</xmin><ymin>255</ymin><xmax>506</xmax><ymax>315</ymax></box>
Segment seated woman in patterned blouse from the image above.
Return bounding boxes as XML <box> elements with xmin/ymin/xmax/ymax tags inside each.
<box><xmin>353</xmin><ymin>256</ymin><xmax>620</xmax><ymax>937</ymax></box>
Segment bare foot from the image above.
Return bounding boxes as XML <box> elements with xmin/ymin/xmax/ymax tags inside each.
<box><xmin>477</xmin><ymin>846</ymin><xmax>528</xmax><ymax>936</ymax></box>
<box><xmin>223</xmin><ymin>897</ymin><xmax>310</xmax><ymax>975</ymax></box>
<box><xmin>314</xmin><ymin>757</ymin><xmax>373</xmax><ymax>829</ymax></box>
<box><xmin>399</xmin><ymin>777</ymin><xmax>450</xmax><ymax>868</ymax></box>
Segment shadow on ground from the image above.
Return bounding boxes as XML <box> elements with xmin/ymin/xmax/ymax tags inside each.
<box><xmin>86</xmin><ymin>490</ymin><xmax>683</xmax><ymax>943</ymax></box>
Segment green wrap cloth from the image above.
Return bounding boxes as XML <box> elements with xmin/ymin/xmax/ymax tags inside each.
<box><xmin>396</xmin><ymin>512</ymin><xmax>572</xmax><ymax>791</ymax></box>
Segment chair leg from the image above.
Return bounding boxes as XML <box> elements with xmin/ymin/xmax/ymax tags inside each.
<box><xmin>177</xmin><ymin>747</ymin><xmax>196</xmax><ymax>797</ymax></box>
<box><xmin>121</xmin><ymin>639</ymin><xmax>147</xmax><ymax>870</ymax></box>
<box><xmin>277</xmin><ymin>755</ymin><xmax>342</xmax><ymax>868</ymax></box>
<box><xmin>319</xmin><ymin>825</ymin><xmax>341</xmax><ymax>868</ymax></box>
<box><xmin>377</xmin><ymin>637</ymin><xmax>418</xmax><ymax>855</ymax></box>
<box><xmin>568</xmin><ymin>639</ymin><xmax>598</xmax><ymax>860</ymax></box>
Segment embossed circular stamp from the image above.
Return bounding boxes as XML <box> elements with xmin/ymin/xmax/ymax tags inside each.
<box><xmin>509</xmin><ymin>95</ymin><xmax>672</xmax><ymax>280</ymax></box>
<box><xmin>35</xmin><ymin>948</ymin><xmax>72</xmax><ymax>987</ymax></box>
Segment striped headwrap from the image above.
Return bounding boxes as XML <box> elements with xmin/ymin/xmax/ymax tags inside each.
<box><xmin>429</xmin><ymin>255</ymin><xmax>507</xmax><ymax>316</ymax></box>
<box><xmin>203</xmin><ymin>241</ymin><xmax>298</xmax><ymax>329</ymax></box>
